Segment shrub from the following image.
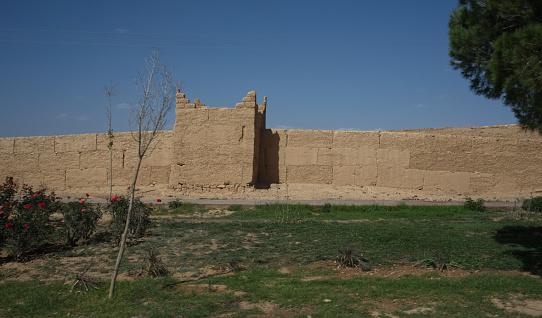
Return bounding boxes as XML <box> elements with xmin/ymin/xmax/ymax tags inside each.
<box><xmin>108</xmin><ymin>194</ymin><xmax>151</xmax><ymax>245</ymax></box>
<box><xmin>521</xmin><ymin>196</ymin><xmax>542</xmax><ymax>212</ymax></box>
<box><xmin>60</xmin><ymin>199</ymin><xmax>102</xmax><ymax>246</ymax></box>
<box><xmin>463</xmin><ymin>197</ymin><xmax>485</xmax><ymax>212</ymax></box>
<box><xmin>2</xmin><ymin>183</ymin><xmax>59</xmax><ymax>261</ymax></box>
<box><xmin>0</xmin><ymin>176</ymin><xmax>17</xmax><ymax>248</ymax></box>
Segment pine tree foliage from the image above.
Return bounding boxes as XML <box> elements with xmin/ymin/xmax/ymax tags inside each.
<box><xmin>449</xmin><ymin>0</ymin><xmax>542</xmax><ymax>133</ymax></box>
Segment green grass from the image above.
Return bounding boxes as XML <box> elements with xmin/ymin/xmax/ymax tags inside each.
<box><xmin>2</xmin><ymin>203</ymin><xmax>542</xmax><ymax>317</ymax></box>
<box><xmin>2</xmin><ymin>270</ymin><xmax>542</xmax><ymax>317</ymax></box>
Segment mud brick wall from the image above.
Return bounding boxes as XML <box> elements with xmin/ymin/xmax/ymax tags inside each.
<box><xmin>168</xmin><ymin>91</ymin><xmax>265</xmax><ymax>189</ymax></box>
<box><xmin>0</xmin><ymin>131</ymin><xmax>172</xmax><ymax>190</ymax></box>
<box><xmin>258</xmin><ymin>129</ymin><xmax>542</xmax><ymax>197</ymax></box>
<box><xmin>2</xmin><ymin>89</ymin><xmax>542</xmax><ymax>199</ymax></box>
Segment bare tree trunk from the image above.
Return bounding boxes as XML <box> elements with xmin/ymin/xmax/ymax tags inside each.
<box><xmin>108</xmin><ymin>157</ymin><xmax>142</xmax><ymax>298</ymax></box>
<box><xmin>107</xmin><ymin>48</ymin><xmax>180</xmax><ymax>299</ymax></box>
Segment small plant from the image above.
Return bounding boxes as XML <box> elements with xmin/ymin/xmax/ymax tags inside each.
<box><xmin>228</xmin><ymin>259</ymin><xmax>246</xmax><ymax>272</ymax></box>
<box><xmin>108</xmin><ymin>194</ymin><xmax>151</xmax><ymax>245</ymax></box>
<box><xmin>319</xmin><ymin>203</ymin><xmax>332</xmax><ymax>214</ymax></box>
<box><xmin>70</xmin><ymin>263</ymin><xmax>101</xmax><ymax>293</ymax></box>
<box><xmin>228</xmin><ymin>205</ymin><xmax>244</xmax><ymax>212</ymax></box>
<box><xmin>463</xmin><ymin>197</ymin><xmax>485</xmax><ymax>212</ymax></box>
<box><xmin>168</xmin><ymin>199</ymin><xmax>184</xmax><ymax>209</ymax></box>
<box><xmin>139</xmin><ymin>249</ymin><xmax>169</xmax><ymax>278</ymax></box>
<box><xmin>522</xmin><ymin>196</ymin><xmax>542</xmax><ymax>212</ymax></box>
<box><xmin>415</xmin><ymin>251</ymin><xmax>460</xmax><ymax>272</ymax></box>
<box><xmin>335</xmin><ymin>247</ymin><xmax>371</xmax><ymax>271</ymax></box>
<box><xmin>60</xmin><ymin>199</ymin><xmax>103</xmax><ymax>246</ymax></box>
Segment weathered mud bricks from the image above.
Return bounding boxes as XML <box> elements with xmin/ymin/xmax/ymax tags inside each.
<box><xmin>168</xmin><ymin>91</ymin><xmax>265</xmax><ymax>188</ymax></box>
<box><xmin>2</xmin><ymin>90</ymin><xmax>542</xmax><ymax>199</ymax></box>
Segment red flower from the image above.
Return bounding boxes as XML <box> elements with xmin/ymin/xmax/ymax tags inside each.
<box><xmin>5</xmin><ymin>222</ymin><xmax>12</xmax><ymax>228</ymax></box>
<box><xmin>32</xmin><ymin>194</ymin><xmax>37</xmax><ymax>199</ymax></box>
<box><xmin>157</xmin><ymin>199</ymin><xmax>162</xmax><ymax>202</ymax></box>
<box><xmin>36</xmin><ymin>191</ymin><xmax>41</xmax><ymax>195</ymax></box>
<box><xmin>25</xmin><ymin>224</ymin><xmax>28</xmax><ymax>227</ymax></box>
<box><xmin>111</xmin><ymin>197</ymin><xmax>117</xmax><ymax>202</ymax></box>
<box><xmin>5</xmin><ymin>203</ymin><xmax>9</xmax><ymax>207</ymax></box>
<box><xmin>25</xmin><ymin>204</ymin><xmax>31</xmax><ymax>209</ymax></box>
<box><xmin>39</xmin><ymin>202</ymin><xmax>45</xmax><ymax>208</ymax></box>
<box><xmin>55</xmin><ymin>197</ymin><xmax>60</xmax><ymax>200</ymax></box>
<box><xmin>67</xmin><ymin>196</ymin><xmax>70</xmax><ymax>199</ymax></box>
<box><xmin>79</xmin><ymin>199</ymin><xmax>85</xmax><ymax>203</ymax></box>
<box><xmin>81</xmin><ymin>209</ymin><xmax>86</xmax><ymax>212</ymax></box>
<box><xmin>86</xmin><ymin>193</ymin><xmax>89</xmax><ymax>197</ymax></box>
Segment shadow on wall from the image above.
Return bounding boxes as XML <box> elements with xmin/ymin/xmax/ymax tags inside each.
<box><xmin>256</xmin><ymin>130</ymin><xmax>280</xmax><ymax>188</ymax></box>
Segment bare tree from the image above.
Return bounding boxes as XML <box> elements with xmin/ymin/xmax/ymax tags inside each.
<box><xmin>109</xmin><ymin>48</ymin><xmax>181</xmax><ymax>298</ymax></box>
<box><xmin>104</xmin><ymin>82</ymin><xmax>118</xmax><ymax>200</ymax></box>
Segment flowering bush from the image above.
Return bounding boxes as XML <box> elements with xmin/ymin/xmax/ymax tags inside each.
<box><xmin>2</xmin><ymin>182</ymin><xmax>60</xmax><ymax>261</ymax></box>
<box><xmin>108</xmin><ymin>194</ymin><xmax>151</xmax><ymax>245</ymax></box>
<box><xmin>60</xmin><ymin>198</ymin><xmax>102</xmax><ymax>246</ymax></box>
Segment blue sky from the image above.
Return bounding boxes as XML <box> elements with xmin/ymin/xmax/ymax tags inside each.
<box><xmin>0</xmin><ymin>0</ymin><xmax>518</xmax><ymax>138</ymax></box>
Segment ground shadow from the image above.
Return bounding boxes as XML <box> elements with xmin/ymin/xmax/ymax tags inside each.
<box><xmin>494</xmin><ymin>226</ymin><xmax>542</xmax><ymax>275</ymax></box>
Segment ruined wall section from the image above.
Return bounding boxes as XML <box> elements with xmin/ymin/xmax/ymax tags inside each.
<box><xmin>258</xmin><ymin>129</ymin><xmax>542</xmax><ymax>197</ymax></box>
<box><xmin>168</xmin><ymin>91</ymin><xmax>264</xmax><ymax>189</ymax></box>
<box><xmin>0</xmin><ymin>131</ymin><xmax>172</xmax><ymax>190</ymax></box>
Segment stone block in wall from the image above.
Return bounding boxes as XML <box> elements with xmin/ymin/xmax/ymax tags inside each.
<box><xmin>39</xmin><ymin>151</ymin><xmax>79</xmax><ymax>170</ymax></box>
<box><xmin>287</xmin><ymin>165</ymin><xmax>332</xmax><ymax>184</ymax></box>
<box><xmin>492</xmin><ymin>175</ymin><xmax>522</xmax><ymax>196</ymax></box>
<box><xmin>333</xmin><ymin>130</ymin><xmax>380</xmax><ymax>149</ymax></box>
<box><xmin>354</xmin><ymin>165</ymin><xmax>378</xmax><ymax>186</ymax></box>
<box><xmin>469</xmin><ymin>137</ymin><xmax>520</xmax><ymax>174</ymax></box>
<box><xmin>176</xmin><ymin>108</ymin><xmax>210</xmax><ymax>125</ymax></box>
<box><xmin>317</xmin><ymin>148</ymin><xmax>335</xmax><ymax>165</ymax></box>
<box><xmin>287</xmin><ymin>130</ymin><xmax>333</xmax><ymax>148</ymax></box>
<box><xmin>54</xmin><ymin>134</ymin><xmax>97</xmax><ymax>153</ymax></box>
<box><xmin>261</xmin><ymin>129</ymin><xmax>288</xmax><ymax>149</ymax></box>
<box><xmin>135</xmin><ymin>167</ymin><xmax>152</xmax><ymax>186</ymax></box>
<box><xmin>0</xmin><ymin>137</ymin><xmax>14</xmax><ymax>154</ymax></box>
<box><xmin>150</xmin><ymin>166</ymin><xmax>170</xmax><ymax>185</ymax></box>
<box><xmin>423</xmin><ymin>171</ymin><xmax>470</xmax><ymax>193</ymax></box>
<box><xmin>208</xmin><ymin>108</ymin><xmax>235</xmax><ymax>125</ymax></box>
<box><xmin>469</xmin><ymin>172</ymin><xmax>495</xmax><ymax>194</ymax></box>
<box><xmin>409</xmin><ymin>135</ymin><xmax>473</xmax><ymax>172</ymax></box>
<box><xmin>376</xmin><ymin>166</ymin><xmax>406</xmax><ymax>188</ymax></box>
<box><xmin>14</xmin><ymin>136</ymin><xmax>55</xmax><ymax>154</ymax></box>
<box><xmin>333</xmin><ymin>165</ymin><xmax>355</xmax><ymax>186</ymax></box>
<box><xmin>376</xmin><ymin>149</ymin><xmax>410</xmax><ymax>168</ymax></box>
<box><xmin>284</xmin><ymin>147</ymin><xmax>318</xmax><ymax>165</ymax></box>
<box><xmin>79</xmin><ymin>150</ymin><xmax>112</xmax><ymax>169</ymax></box>
<box><xmin>66</xmin><ymin>168</ymin><xmax>107</xmax><ymax>189</ymax></box>
<box><xmin>22</xmin><ymin>169</ymin><xmax>66</xmax><ymax>190</ymax></box>
<box><xmin>379</xmin><ymin>132</ymin><xmax>425</xmax><ymax>151</ymax></box>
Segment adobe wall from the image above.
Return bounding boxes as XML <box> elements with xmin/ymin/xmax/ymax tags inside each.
<box><xmin>168</xmin><ymin>91</ymin><xmax>266</xmax><ymax>190</ymax></box>
<box><xmin>258</xmin><ymin>128</ymin><xmax>542</xmax><ymax>198</ymax></box>
<box><xmin>1</xmin><ymin>90</ymin><xmax>541</xmax><ymax>201</ymax></box>
<box><xmin>0</xmin><ymin>131</ymin><xmax>172</xmax><ymax>191</ymax></box>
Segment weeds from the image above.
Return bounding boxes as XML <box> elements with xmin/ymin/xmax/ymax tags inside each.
<box><xmin>522</xmin><ymin>196</ymin><xmax>542</xmax><ymax>213</ymax></box>
<box><xmin>70</xmin><ymin>263</ymin><xmax>101</xmax><ymax>293</ymax></box>
<box><xmin>415</xmin><ymin>251</ymin><xmax>461</xmax><ymax>272</ymax></box>
<box><xmin>139</xmin><ymin>249</ymin><xmax>169</xmax><ymax>278</ymax></box>
<box><xmin>335</xmin><ymin>247</ymin><xmax>371</xmax><ymax>271</ymax></box>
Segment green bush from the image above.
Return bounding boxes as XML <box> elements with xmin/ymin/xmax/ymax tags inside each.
<box><xmin>108</xmin><ymin>194</ymin><xmax>151</xmax><ymax>245</ymax></box>
<box><xmin>463</xmin><ymin>197</ymin><xmax>485</xmax><ymax>212</ymax></box>
<box><xmin>60</xmin><ymin>199</ymin><xmax>102</xmax><ymax>246</ymax></box>
<box><xmin>521</xmin><ymin>196</ymin><xmax>542</xmax><ymax>212</ymax></box>
<box><xmin>2</xmin><ymin>183</ymin><xmax>60</xmax><ymax>261</ymax></box>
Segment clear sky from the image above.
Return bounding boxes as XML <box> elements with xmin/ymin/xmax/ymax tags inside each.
<box><xmin>0</xmin><ymin>0</ymin><xmax>518</xmax><ymax>138</ymax></box>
